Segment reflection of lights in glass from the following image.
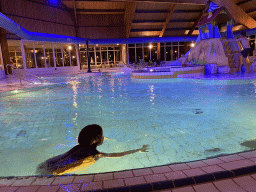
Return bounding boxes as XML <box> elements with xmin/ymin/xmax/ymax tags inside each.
<box><xmin>166</xmin><ymin>52</ymin><xmax>168</xmax><ymax>54</ymax></box>
<box><xmin>149</xmin><ymin>44</ymin><xmax>153</xmax><ymax>49</ymax></box>
<box><xmin>96</xmin><ymin>44</ymin><xmax>99</xmax><ymax>46</ymax></box>
<box><xmin>191</xmin><ymin>43</ymin><xmax>195</xmax><ymax>47</ymax></box>
<box><xmin>117</xmin><ymin>44</ymin><xmax>119</xmax><ymax>45</ymax></box>
<box><xmin>149</xmin><ymin>69</ymin><xmax>153</xmax><ymax>72</ymax></box>
<box><xmin>68</xmin><ymin>46</ymin><xmax>72</xmax><ymax>50</ymax></box>
<box><xmin>175</xmin><ymin>50</ymin><xmax>177</xmax><ymax>53</ymax></box>
<box><xmin>41</xmin><ymin>57</ymin><xmax>44</xmax><ymax>59</ymax></box>
<box><xmin>72</xmin><ymin>56</ymin><xmax>76</xmax><ymax>58</ymax></box>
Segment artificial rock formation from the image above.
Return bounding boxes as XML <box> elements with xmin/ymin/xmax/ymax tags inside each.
<box><xmin>187</xmin><ymin>38</ymin><xmax>228</xmax><ymax>67</ymax></box>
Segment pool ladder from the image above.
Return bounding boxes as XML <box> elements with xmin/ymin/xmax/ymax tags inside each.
<box><xmin>6</xmin><ymin>64</ymin><xmax>47</xmax><ymax>85</ymax></box>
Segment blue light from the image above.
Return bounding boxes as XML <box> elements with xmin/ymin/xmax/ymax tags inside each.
<box><xmin>49</xmin><ymin>0</ymin><xmax>58</xmax><ymax>4</ymax></box>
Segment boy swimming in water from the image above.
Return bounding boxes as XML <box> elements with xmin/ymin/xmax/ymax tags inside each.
<box><xmin>36</xmin><ymin>124</ymin><xmax>150</xmax><ymax>175</ymax></box>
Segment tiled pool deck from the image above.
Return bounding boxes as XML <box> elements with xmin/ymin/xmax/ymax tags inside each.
<box><xmin>1</xmin><ymin>69</ymin><xmax>256</xmax><ymax>192</ymax></box>
<box><xmin>1</xmin><ymin>150</ymin><xmax>256</xmax><ymax>192</ymax></box>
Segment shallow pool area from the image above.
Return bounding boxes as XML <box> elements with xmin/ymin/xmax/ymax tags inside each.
<box><xmin>0</xmin><ymin>73</ymin><xmax>256</xmax><ymax>177</ymax></box>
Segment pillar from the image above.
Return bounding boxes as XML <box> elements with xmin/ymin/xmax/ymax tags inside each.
<box><xmin>0</xmin><ymin>27</ymin><xmax>10</xmax><ymax>75</ymax></box>
<box><xmin>86</xmin><ymin>39</ymin><xmax>91</xmax><ymax>72</ymax></box>
<box><xmin>157</xmin><ymin>43</ymin><xmax>160</xmax><ymax>60</ymax></box>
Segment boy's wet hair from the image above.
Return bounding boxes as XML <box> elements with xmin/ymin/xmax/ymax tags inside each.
<box><xmin>241</xmin><ymin>31</ymin><xmax>246</xmax><ymax>37</ymax></box>
<box><xmin>78</xmin><ymin>124</ymin><xmax>103</xmax><ymax>147</ymax></box>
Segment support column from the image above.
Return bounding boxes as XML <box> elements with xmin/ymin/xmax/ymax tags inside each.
<box><xmin>86</xmin><ymin>39</ymin><xmax>91</xmax><ymax>72</ymax></box>
<box><xmin>126</xmin><ymin>44</ymin><xmax>129</xmax><ymax>65</ymax></box>
<box><xmin>157</xmin><ymin>43</ymin><xmax>161</xmax><ymax>61</ymax></box>
<box><xmin>0</xmin><ymin>27</ymin><xmax>10</xmax><ymax>75</ymax></box>
<box><xmin>75</xmin><ymin>44</ymin><xmax>81</xmax><ymax>70</ymax></box>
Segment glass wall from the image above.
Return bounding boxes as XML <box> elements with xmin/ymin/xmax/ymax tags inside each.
<box><xmin>54</xmin><ymin>43</ymin><xmax>63</xmax><ymax>67</ymax></box>
<box><xmin>7</xmin><ymin>40</ymin><xmax>23</xmax><ymax>68</ymax></box>
<box><xmin>44</xmin><ymin>42</ymin><xmax>54</xmax><ymax>68</ymax></box>
<box><xmin>79</xmin><ymin>45</ymin><xmax>121</xmax><ymax>68</ymax></box>
<box><xmin>79</xmin><ymin>45</ymin><xmax>87</xmax><ymax>68</ymax></box>
<box><xmin>5</xmin><ymin>40</ymin><xmax>123</xmax><ymax>70</ymax></box>
<box><xmin>23</xmin><ymin>41</ymin><xmax>36</xmax><ymax>68</ymax></box>
<box><xmin>128</xmin><ymin>43</ymin><xmax>158</xmax><ymax>64</ymax></box>
<box><xmin>34</xmin><ymin>41</ymin><xmax>45</xmax><ymax>68</ymax></box>
<box><xmin>128</xmin><ymin>42</ymin><xmax>190</xmax><ymax>64</ymax></box>
<box><xmin>22</xmin><ymin>41</ymin><xmax>78</xmax><ymax>69</ymax></box>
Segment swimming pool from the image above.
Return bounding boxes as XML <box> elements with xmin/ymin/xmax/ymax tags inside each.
<box><xmin>0</xmin><ymin>73</ymin><xmax>256</xmax><ymax>177</ymax></box>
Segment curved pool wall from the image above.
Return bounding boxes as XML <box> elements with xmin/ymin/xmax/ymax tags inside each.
<box><xmin>131</xmin><ymin>66</ymin><xmax>205</xmax><ymax>79</ymax></box>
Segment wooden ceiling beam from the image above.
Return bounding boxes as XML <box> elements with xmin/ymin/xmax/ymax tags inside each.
<box><xmin>212</xmin><ymin>0</ymin><xmax>256</xmax><ymax>28</ymax></box>
<box><xmin>105</xmin><ymin>0</ymin><xmax>207</xmax><ymax>5</ymax></box>
<box><xmin>133</xmin><ymin>20</ymin><xmax>166</xmax><ymax>23</ymax></box>
<box><xmin>124</xmin><ymin>2</ymin><xmax>137</xmax><ymax>38</ymax></box>
<box><xmin>132</xmin><ymin>22</ymin><xmax>166</xmax><ymax>26</ymax></box>
<box><xmin>236</xmin><ymin>0</ymin><xmax>252</xmax><ymax>6</ymax></box>
<box><xmin>77</xmin><ymin>11</ymin><xmax>124</xmax><ymax>14</ymax></box>
<box><xmin>159</xmin><ymin>3</ymin><xmax>176</xmax><ymax>37</ymax></box>
<box><xmin>187</xmin><ymin>11</ymin><xmax>204</xmax><ymax>36</ymax></box>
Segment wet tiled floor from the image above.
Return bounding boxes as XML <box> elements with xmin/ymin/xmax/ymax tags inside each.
<box><xmin>1</xmin><ymin>69</ymin><xmax>256</xmax><ymax>191</ymax></box>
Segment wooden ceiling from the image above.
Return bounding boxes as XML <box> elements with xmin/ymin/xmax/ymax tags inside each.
<box><xmin>62</xmin><ymin>0</ymin><xmax>256</xmax><ymax>38</ymax></box>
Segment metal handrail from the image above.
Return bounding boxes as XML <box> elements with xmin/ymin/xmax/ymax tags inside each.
<box><xmin>6</xmin><ymin>64</ymin><xmax>47</xmax><ymax>85</ymax></box>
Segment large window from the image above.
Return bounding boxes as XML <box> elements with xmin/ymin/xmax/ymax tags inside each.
<box><xmin>63</xmin><ymin>44</ymin><xmax>71</xmax><ymax>67</ymax></box>
<box><xmin>44</xmin><ymin>42</ymin><xmax>54</xmax><ymax>68</ymax></box>
<box><xmin>79</xmin><ymin>45</ymin><xmax>87</xmax><ymax>68</ymax></box>
<box><xmin>70</xmin><ymin>44</ymin><xmax>77</xmax><ymax>66</ymax></box>
<box><xmin>101</xmin><ymin>47</ymin><xmax>107</xmax><ymax>64</ymax></box>
<box><xmin>54</xmin><ymin>43</ymin><xmax>63</xmax><ymax>67</ymax></box>
<box><xmin>23</xmin><ymin>41</ymin><xmax>78</xmax><ymax>68</ymax></box>
<box><xmin>129</xmin><ymin>48</ymin><xmax>135</xmax><ymax>63</ymax></box>
<box><xmin>89</xmin><ymin>48</ymin><xmax>95</xmax><ymax>65</ymax></box>
<box><xmin>160</xmin><ymin>42</ymin><xmax>190</xmax><ymax>62</ymax></box>
<box><xmin>23</xmin><ymin>41</ymin><xmax>36</xmax><ymax>68</ymax></box>
<box><xmin>34</xmin><ymin>42</ymin><xmax>45</xmax><ymax>68</ymax></box>
<box><xmin>8</xmin><ymin>40</ymin><xmax>23</xmax><ymax>68</ymax></box>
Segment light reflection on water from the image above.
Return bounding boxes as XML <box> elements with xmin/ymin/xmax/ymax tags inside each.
<box><xmin>0</xmin><ymin>74</ymin><xmax>256</xmax><ymax>176</ymax></box>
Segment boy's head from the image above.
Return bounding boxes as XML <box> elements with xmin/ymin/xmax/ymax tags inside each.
<box><xmin>78</xmin><ymin>124</ymin><xmax>103</xmax><ymax>147</ymax></box>
<box><xmin>241</xmin><ymin>31</ymin><xmax>246</xmax><ymax>37</ymax></box>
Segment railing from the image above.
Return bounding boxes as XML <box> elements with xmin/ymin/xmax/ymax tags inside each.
<box><xmin>6</xmin><ymin>64</ymin><xmax>46</xmax><ymax>85</ymax></box>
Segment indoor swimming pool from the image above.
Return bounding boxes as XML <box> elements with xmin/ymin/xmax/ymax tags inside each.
<box><xmin>0</xmin><ymin>73</ymin><xmax>256</xmax><ymax>177</ymax></box>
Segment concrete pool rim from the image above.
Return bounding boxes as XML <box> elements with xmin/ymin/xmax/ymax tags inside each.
<box><xmin>1</xmin><ymin>149</ymin><xmax>256</xmax><ymax>191</ymax></box>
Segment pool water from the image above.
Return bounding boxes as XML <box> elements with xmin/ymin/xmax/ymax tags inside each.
<box><xmin>0</xmin><ymin>73</ymin><xmax>256</xmax><ymax>176</ymax></box>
